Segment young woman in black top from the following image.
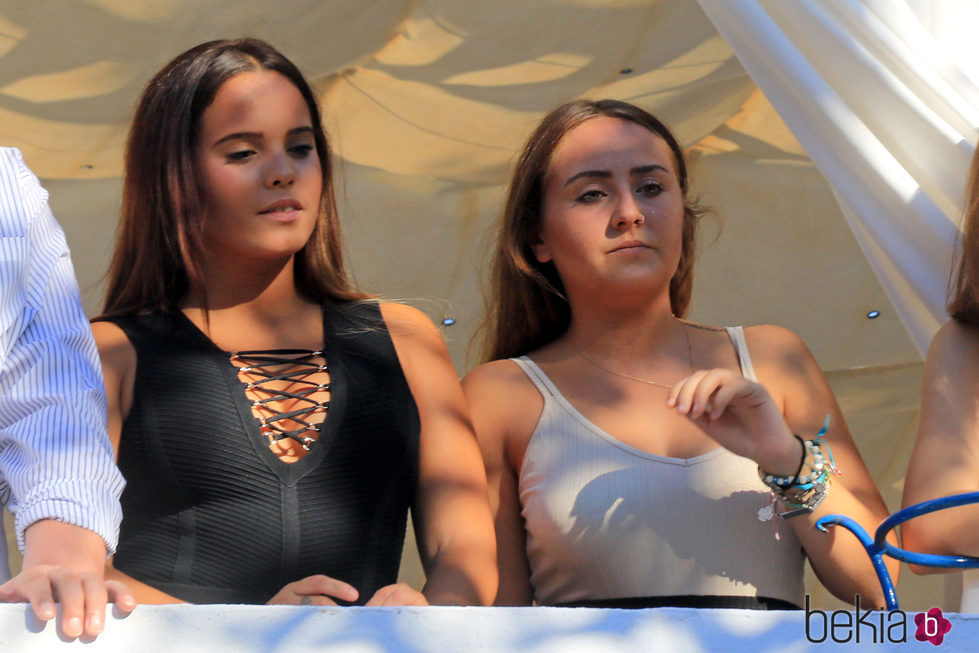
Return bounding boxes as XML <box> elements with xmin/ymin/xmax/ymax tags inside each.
<box><xmin>92</xmin><ymin>38</ymin><xmax>496</xmax><ymax>606</ymax></box>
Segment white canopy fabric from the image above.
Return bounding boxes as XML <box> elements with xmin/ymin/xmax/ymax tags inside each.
<box><xmin>1</xmin><ymin>0</ymin><xmax>969</xmax><ymax>610</ymax></box>
<box><xmin>697</xmin><ymin>0</ymin><xmax>979</xmax><ymax>356</ymax></box>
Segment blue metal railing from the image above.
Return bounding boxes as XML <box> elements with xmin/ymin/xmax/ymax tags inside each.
<box><xmin>817</xmin><ymin>491</ymin><xmax>979</xmax><ymax>610</ymax></box>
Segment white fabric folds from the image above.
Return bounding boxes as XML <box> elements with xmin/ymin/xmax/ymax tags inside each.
<box><xmin>697</xmin><ymin>0</ymin><xmax>979</xmax><ymax>355</ymax></box>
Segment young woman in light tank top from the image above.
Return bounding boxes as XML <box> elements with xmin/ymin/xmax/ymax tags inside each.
<box><xmin>463</xmin><ymin>99</ymin><xmax>896</xmax><ymax>610</ymax></box>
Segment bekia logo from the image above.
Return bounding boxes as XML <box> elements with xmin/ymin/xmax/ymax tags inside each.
<box><xmin>915</xmin><ymin>607</ymin><xmax>952</xmax><ymax>646</ymax></box>
<box><xmin>805</xmin><ymin>595</ymin><xmax>952</xmax><ymax>645</ymax></box>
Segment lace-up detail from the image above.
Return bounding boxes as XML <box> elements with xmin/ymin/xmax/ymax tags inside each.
<box><xmin>230</xmin><ymin>349</ymin><xmax>330</xmax><ymax>452</ymax></box>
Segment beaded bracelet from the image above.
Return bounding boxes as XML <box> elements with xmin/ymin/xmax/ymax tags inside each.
<box><xmin>758</xmin><ymin>434</ymin><xmax>807</xmax><ymax>490</ymax></box>
<box><xmin>757</xmin><ymin>417</ymin><xmax>840</xmax><ymax>522</ymax></box>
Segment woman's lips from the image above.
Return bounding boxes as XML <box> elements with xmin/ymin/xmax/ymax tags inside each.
<box><xmin>259</xmin><ymin>200</ymin><xmax>303</xmax><ymax>221</ymax></box>
<box><xmin>609</xmin><ymin>240</ymin><xmax>650</xmax><ymax>253</ymax></box>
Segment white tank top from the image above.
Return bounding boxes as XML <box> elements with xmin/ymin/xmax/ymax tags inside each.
<box><xmin>514</xmin><ymin>326</ymin><xmax>805</xmax><ymax>606</ymax></box>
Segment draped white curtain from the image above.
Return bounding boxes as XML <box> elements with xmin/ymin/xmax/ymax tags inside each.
<box><xmin>697</xmin><ymin>0</ymin><xmax>979</xmax><ymax>356</ymax></box>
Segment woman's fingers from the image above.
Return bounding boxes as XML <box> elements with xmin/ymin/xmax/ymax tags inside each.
<box><xmin>364</xmin><ymin>583</ymin><xmax>428</xmax><ymax>607</ymax></box>
<box><xmin>689</xmin><ymin>369</ymin><xmax>734</xmax><ymax>419</ymax></box>
<box><xmin>105</xmin><ymin>580</ymin><xmax>137</xmax><ymax>614</ymax></box>
<box><xmin>667</xmin><ymin>369</ymin><xmax>710</xmax><ymax>413</ymax></box>
<box><xmin>1</xmin><ymin>568</ymin><xmax>137</xmax><ymax>639</ymax></box>
<box><xmin>704</xmin><ymin>372</ymin><xmax>753</xmax><ymax>420</ymax></box>
<box><xmin>0</xmin><ymin>570</ymin><xmax>52</xmax><ymax>621</ymax></box>
<box><xmin>299</xmin><ymin>594</ymin><xmax>339</xmax><ymax>606</ymax></box>
<box><xmin>79</xmin><ymin>573</ymin><xmax>109</xmax><ymax>637</ymax></box>
<box><xmin>47</xmin><ymin>569</ymin><xmax>86</xmax><ymax>638</ymax></box>
<box><xmin>10</xmin><ymin>569</ymin><xmax>58</xmax><ymax>624</ymax></box>
<box><xmin>269</xmin><ymin>577</ymin><xmax>429</xmax><ymax>606</ymax></box>
<box><xmin>267</xmin><ymin>574</ymin><xmax>360</xmax><ymax>605</ymax></box>
<box><xmin>669</xmin><ymin>368</ymin><xmax>745</xmax><ymax>419</ymax></box>
<box><xmin>291</xmin><ymin>575</ymin><xmax>359</xmax><ymax>603</ymax></box>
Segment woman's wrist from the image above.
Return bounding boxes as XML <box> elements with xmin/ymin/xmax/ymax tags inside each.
<box><xmin>756</xmin><ymin>430</ymin><xmax>803</xmax><ymax>477</ymax></box>
<box><xmin>757</xmin><ymin>418</ymin><xmax>840</xmax><ymax>519</ymax></box>
<box><xmin>22</xmin><ymin>520</ymin><xmax>107</xmax><ymax>573</ymax></box>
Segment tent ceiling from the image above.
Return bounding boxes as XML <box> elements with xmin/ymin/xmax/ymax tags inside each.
<box><xmin>0</xmin><ymin>0</ymin><xmax>937</xmax><ymax>608</ymax></box>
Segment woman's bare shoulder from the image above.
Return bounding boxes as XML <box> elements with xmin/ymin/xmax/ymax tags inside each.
<box><xmin>90</xmin><ymin>320</ymin><xmax>136</xmax><ymax>370</ymax></box>
<box><xmin>376</xmin><ymin>302</ymin><xmax>454</xmax><ymax>367</ymax></box>
<box><xmin>90</xmin><ymin>318</ymin><xmax>128</xmax><ymax>338</ymax></box>
<box><xmin>736</xmin><ymin>324</ymin><xmax>827</xmax><ymax>416</ymax></box>
<box><xmin>740</xmin><ymin>323</ymin><xmax>808</xmax><ymax>351</ymax></box>
<box><xmin>463</xmin><ymin>358</ymin><xmax>537</xmax><ymax>398</ymax></box>
<box><xmin>922</xmin><ymin>320</ymin><xmax>979</xmax><ymax>399</ymax></box>
<box><xmin>378</xmin><ymin>301</ymin><xmax>436</xmax><ymax>335</ymax></box>
<box><xmin>929</xmin><ymin>319</ymin><xmax>979</xmax><ymax>361</ymax></box>
<box><xmin>738</xmin><ymin>323</ymin><xmax>814</xmax><ymax>372</ymax></box>
<box><xmin>463</xmin><ymin>357</ymin><xmax>544</xmax><ymax>453</ymax></box>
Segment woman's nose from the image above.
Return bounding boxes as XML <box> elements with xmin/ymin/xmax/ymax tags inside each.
<box><xmin>266</xmin><ymin>154</ymin><xmax>296</xmax><ymax>189</ymax></box>
<box><xmin>612</xmin><ymin>195</ymin><xmax>645</xmax><ymax>228</ymax></box>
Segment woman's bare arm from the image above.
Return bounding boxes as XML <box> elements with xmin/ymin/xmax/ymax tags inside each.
<box><xmin>462</xmin><ymin>360</ymin><xmax>539</xmax><ymax>606</ymax></box>
<box><xmin>381</xmin><ymin>303</ymin><xmax>497</xmax><ymax>605</ymax></box>
<box><xmin>902</xmin><ymin>320</ymin><xmax>979</xmax><ymax>568</ymax></box>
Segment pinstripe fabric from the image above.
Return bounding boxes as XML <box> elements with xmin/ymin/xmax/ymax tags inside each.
<box><xmin>0</xmin><ymin>148</ymin><xmax>124</xmax><ymax>581</ymax></box>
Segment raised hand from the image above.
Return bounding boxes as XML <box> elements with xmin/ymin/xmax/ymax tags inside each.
<box><xmin>667</xmin><ymin>368</ymin><xmax>799</xmax><ymax>476</ymax></box>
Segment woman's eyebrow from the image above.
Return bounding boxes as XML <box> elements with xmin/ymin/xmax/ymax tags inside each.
<box><xmin>213</xmin><ymin>131</ymin><xmax>262</xmax><ymax>147</ymax></box>
<box><xmin>564</xmin><ymin>163</ymin><xmax>668</xmax><ymax>186</ymax></box>
<box><xmin>564</xmin><ymin>169</ymin><xmax>611</xmax><ymax>186</ymax></box>
<box><xmin>632</xmin><ymin>164</ymin><xmax>669</xmax><ymax>175</ymax></box>
<box><xmin>212</xmin><ymin>126</ymin><xmax>313</xmax><ymax>147</ymax></box>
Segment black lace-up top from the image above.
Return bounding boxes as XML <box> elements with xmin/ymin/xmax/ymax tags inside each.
<box><xmin>102</xmin><ymin>300</ymin><xmax>419</xmax><ymax>604</ymax></box>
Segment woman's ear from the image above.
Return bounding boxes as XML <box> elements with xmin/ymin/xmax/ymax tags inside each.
<box><xmin>532</xmin><ymin>237</ymin><xmax>552</xmax><ymax>263</ymax></box>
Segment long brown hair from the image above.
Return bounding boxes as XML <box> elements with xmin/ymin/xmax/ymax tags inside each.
<box><xmin>480</xmin><ymin>99</ymin><xmax>705</xmax><ymax>361</ymax></box>
<box><xmin>949</xmin><ymin>147</ymin><xmax>979</xmax><ymax>326</ymax></box>
<box><xmin>101</xmin><ymin>38</ymin><xmax>367</xmax><ymax>316</ymax></box>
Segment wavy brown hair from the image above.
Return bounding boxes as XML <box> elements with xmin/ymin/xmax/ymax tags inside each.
<box><xmin>101</xmin><ymin>38</ymin><xmax>367</xmax><ymax>317</ymax></box>
<box><xmin>480</xmin><ymin>99</ymin><xmax>705</xmax><ymax>362</ymax></box>
<box><xmin>949</xmin><ymin>147</ymin><xmax>979</xmax><ymax>326</ymax></box>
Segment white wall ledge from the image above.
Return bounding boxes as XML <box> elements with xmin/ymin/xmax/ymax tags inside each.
<box><xmin>4</xmin><ymin>604</ymin><xmax>979</xmax><ymax>652</ymax></box>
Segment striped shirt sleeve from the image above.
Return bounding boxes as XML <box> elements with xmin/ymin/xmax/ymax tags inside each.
<box><xmin>0</xmin><ymin>147</ymin><xmax>124</xmax><ymax>564</ymax></box>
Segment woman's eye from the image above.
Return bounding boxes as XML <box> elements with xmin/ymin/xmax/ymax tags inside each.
<box><xmin>226</xmin><ymin>149</ymin><xmax>256</xmax><ymax>162</ymax></box>
<box><xmin>290</xmin><ymin>143</ymin><xmax>315</xmax><ymax>158</ymax></box>
<box><xmin>637</xmin><ymin>181</ymin><xmax>664</xmax><ymax>196</ymax></box>
<box><xmin>576</xmin><ymin>189</ymin><xmax>606</xmax><ymax>203</ymax></box>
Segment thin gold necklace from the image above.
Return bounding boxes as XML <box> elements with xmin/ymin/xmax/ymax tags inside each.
<box><xmin>576</xmin><ymin>322</ymin><xmax>694</xmax><ymax>389</ymax></box>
